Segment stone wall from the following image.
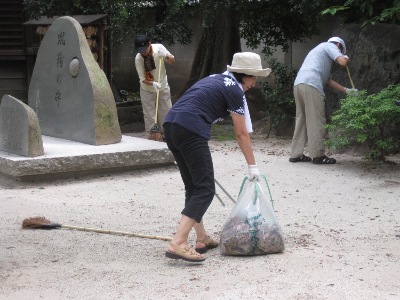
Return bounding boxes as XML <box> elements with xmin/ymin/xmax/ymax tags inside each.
<box><xmin>325</xmin><ymin>24</ymin><xmax>400</xmax><ymax>121</ymax></box>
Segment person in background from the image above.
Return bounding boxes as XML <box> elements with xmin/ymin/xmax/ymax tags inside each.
<box><xmin>163</xmin><ymin>52</ymin><xmax>271</xmax><ymax>262</ymax></box>
<box><xmin>134</xmin><ymin>35</ymin><xmax>175</xmax><ymax>139</ymax></box>
<box><xmin>289</xmin><ymin>36</ymin><xmax>358</xmax><ymax>165</ymax></box>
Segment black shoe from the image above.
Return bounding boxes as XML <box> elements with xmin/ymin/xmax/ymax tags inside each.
<box><xmin>289</xmin><ymin>155</ymin><xmax>312</xmax><ymax>163</ymax></box>
<box><xmin>312</xmin><ymin>155</ymin><xmax>336</xmax><ymax>164</ymax></box>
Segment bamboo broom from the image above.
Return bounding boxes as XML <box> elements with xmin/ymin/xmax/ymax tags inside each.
<box><xmin>22</xmin><ymin>216</ymin><xmax>172</xmax><ymax>241</ymax></box>
<box><xmin>148</xmin><ymin>58</ymin><xmax>163</xmax><ymax>142</ymax></box>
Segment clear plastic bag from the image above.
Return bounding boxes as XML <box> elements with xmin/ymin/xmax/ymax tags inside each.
<box><xmin>220</xmin><ymin>176</ymin><xmax>285</xmax><ymax>256</ymax></box>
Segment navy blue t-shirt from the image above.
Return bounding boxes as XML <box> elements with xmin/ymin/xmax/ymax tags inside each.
<box><xmin>164</xmin><ymin>73</ymin><xmax>245</xmax><ymax>140</ymax></box>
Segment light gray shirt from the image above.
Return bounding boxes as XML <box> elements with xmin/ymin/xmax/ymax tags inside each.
<box><xmin>294</xmin><ymin>42</ymin><xmax>342</xmax><ymax>96</ymax></box>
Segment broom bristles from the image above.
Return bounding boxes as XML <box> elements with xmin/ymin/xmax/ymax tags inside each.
<box><xmin>148</xmin><ymin>132</ymin><xmax>163</xmax><ymax>142</ymax></box>
<box><xmin>22</xmin><ymin>216</ymin><xmax>53</xmax><ymax>229</ymax></box>
<box><xmin>148</xmin><ymin>124</ymin><xmax>163</xmax><ymax>141</ymax></box>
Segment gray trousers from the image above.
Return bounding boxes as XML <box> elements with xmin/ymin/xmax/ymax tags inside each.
<box><xmin>140</xmin><ymin>86</ymin><xmax>172</xmax><ymax>133</ymax></box>
<box><xmin>290</xmin><ymin>84</ymin><xmax>327</xmax><ymax>159</ymax></box>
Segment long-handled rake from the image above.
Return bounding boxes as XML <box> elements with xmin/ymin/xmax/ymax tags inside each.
<box><xmin>346</xmin><ymin>65</ymin><xmax>355</xmax><ymax>89</ymax></box>
<box><xmin>148</xmin><ymin>58</ymin><xmax>163</xmax><ymax>142</ymax></box>
<box><xmin>22</xmin><ymin>216</ymin><xmax>172</xmax><ymax>241</ymax></box>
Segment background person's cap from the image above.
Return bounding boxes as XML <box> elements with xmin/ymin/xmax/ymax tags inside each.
<box><xmin>328</xmin><ymin>37</ymin><xmax>346</xmax><ymax>54</ymax></box>
<box><xmin>135</xmin><ymin>35</ymin><xmax>150</xmax><ymax>53</ymax></box>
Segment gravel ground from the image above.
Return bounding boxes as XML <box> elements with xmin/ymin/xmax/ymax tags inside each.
<box><xmin>1</xmin><ymin>134</ymin><xmax>400</xmax><ymax>300</ymax></box>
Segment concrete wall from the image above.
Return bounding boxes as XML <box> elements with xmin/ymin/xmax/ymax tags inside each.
<box><xmin>111</xmin><ymin>16</ymin><xmax>341</xmax><ymax>101</ymax></box>
<box><xmin>112</xmin><ymin>17</ymin><xmax>203</xmax><ymax>102</ymax></box>
<box><xmin>290</xmin><ymin>17</ymin><xmax>342</xmax><ymax>69</ymax></box>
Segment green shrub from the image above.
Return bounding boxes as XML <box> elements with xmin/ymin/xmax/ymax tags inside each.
<box><xmin>326</xmin><ymin>84</ymin><xmax>400</xmax><ymax>161</ymax></box>
<box><xmin>211</xmin><ymin>123</ymin><xmax>236</xmax><ymax>141</ymax></box>
<box><xmin>262</xmin><ymin>58</ymin><xmax>297</xmax><ymax>137</ymax></box>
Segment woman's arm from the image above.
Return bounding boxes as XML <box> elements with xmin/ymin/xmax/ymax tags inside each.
<box><xmin>231</xmin><ymin>113</ymin><xmax>256</xmax><ymax>165</ymax></box>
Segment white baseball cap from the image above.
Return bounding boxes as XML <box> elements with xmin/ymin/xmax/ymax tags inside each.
<box><xmin>328</xmin><ymin>37</ymin><xmax>346</xmax><ymax>54</ymax></box>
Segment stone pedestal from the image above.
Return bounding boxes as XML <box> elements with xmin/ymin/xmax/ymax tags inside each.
<box><xmin>0</xmin><ymin>94</ymin><xmax>44</xmax><ymax>157</ymax></box>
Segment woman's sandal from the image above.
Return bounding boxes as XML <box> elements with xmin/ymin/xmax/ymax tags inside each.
<box><xmin>289</xmin><ymin>154</ymin><xmax>312</xmax><ymax>163</ymax></box>
<box><xmin>165</xmin><ymin>243</ymin><xmax>205</xmax><ymax>262</ymax></box>
<box><xmin>194</xmin><ymin>236</ymin><xmax>219</xmax><ymax>254</ymax></box>
<box><xmin>312</xmin><ymin>155</ymin><xmax>336</xmax><ymax>164</ymax></box>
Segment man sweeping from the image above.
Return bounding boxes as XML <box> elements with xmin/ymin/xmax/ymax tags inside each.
<box><xmin>289</xmin><ymin>36</ymin><xmax>358</xmax><ymax>165</ymax></box>
<box><xmin>134</xmin><ymin>35</ymin><xmax>175</xmax><ymax>140</ymax></box>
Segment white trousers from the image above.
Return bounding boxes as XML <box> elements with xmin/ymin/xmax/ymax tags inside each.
<box><xmin>140</xmin><ymin>86</ymin><xmax>172</xmax><ymax>133</ymax></box>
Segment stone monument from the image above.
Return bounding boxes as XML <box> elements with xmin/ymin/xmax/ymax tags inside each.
<box><xmin>28</xmin><ymin>16</ymin><xmax>121</xmax><ymax>145</ymax></box>
<box><xmin>0</xmin><ymin>94</ymin><xmax>44</xmax><ymax>157</ymax></box>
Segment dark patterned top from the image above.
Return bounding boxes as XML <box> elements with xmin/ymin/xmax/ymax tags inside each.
<box><xmin>164</xmin><ymin>73</ymin><xmax>245</xmax><ymax>140</ymax></box>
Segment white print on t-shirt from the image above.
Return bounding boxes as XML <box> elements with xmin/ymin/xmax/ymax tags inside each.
<box><xmin>224</xmin><ymin>77</ymin><xmax>237</xmax><ymax>87</ymax></box>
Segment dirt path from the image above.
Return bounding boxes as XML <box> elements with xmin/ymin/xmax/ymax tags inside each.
<box><xmin>1</xmin><ymin>135</ymin><xmax>399</xmax><ymax>299</ymax></box>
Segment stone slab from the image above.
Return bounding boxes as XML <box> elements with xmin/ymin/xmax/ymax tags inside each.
<box><xmin>0</xmin><ymin>135</ymin><xmax>174</xmax><ymax>180</ymax></box>
<box><xmin>0</xmin><ymin>95</ymin><xmax>44</xmax><ymax>157</ymax></box>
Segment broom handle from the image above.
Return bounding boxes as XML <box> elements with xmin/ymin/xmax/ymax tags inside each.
<box><xmin>154</xmin><ymin>58</ymin><xmax>163</xmax><ymax>123</ymax></box>
<box><xmin>215</xmin><ymin>178</ymin><xmax>236</xmax><ymax>204</ymax></box>
<box><xmin>61</xmin><ymin>225</ymin><xmax>172</xmax><ymax>241</ymax></box>
<box><xmin>346</xmin><ymin>66</ymin><xmax>355</xmax><ymax>89</ymax></box>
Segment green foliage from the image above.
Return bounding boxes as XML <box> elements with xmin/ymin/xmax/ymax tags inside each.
<box><xmin>147</xmin><ymin>0</ymin><xmax>193</xmax><ymax>45</ymax></box>
<box><xmin>326</xmin><ymin>84</ymin><xmax>400</xmax><ymax>161</ymax></box>
<box><xmin>24</xmin><ymin>0</ymin><xmax>323</xmax><ymax>58</ymax></box>
<box><xmin>23</xmin><ymin>0</ymin><xmax>193</xmax><ymax>45</ymax></box>
<box><xmin>321</xmin><ymin>5</ymin><xmax>350</xmax><ymax>15</ymax></box>
<box><xmin>322</xmin><ymin>0</ymin><xmax>400</xmax><ymax>26</ymax></box>
<box><xmin>24</xmin><ymin>0</ymin><xmax>329</xmax><ymax>90</ymax></box>
<box><xmin>262</xmin><ymin>58</ymin><xmax>297</xmax><ymax>137</ymax></box>
<box><xmin>365</xmin><ymin>0</ymin><xmax>400</xmax><ymax>26</ymax></box>
<box><xmin>211</xmin><ymin>123</ymin><xmax>235</xmax><ymax>141</ymax></box>
<box><xmin>238</xmin><ymin>0</ymin><xmax>323</xmax><ymax>55</ymax></box>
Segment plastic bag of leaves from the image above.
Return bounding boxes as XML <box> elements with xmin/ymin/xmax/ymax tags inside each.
<box><xmin>220</xmin><ymin>176</ymin><xmax>284</xmax><ymax>256</ymax></box>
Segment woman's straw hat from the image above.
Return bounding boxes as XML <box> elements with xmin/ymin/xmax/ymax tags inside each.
<box><xmin>227</xmin><ymin>52</ymin><xmax>271</xmax><ymax>77</ymax></box>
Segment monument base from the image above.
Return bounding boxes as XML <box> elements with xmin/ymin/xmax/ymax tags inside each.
<box><xmin>0</xmin><ymin>135</ymin><xmax>175</xmax><ymax>181</ymax></box>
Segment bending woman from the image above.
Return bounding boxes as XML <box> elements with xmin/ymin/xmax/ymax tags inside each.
<box><xmin>163</xmin><ymin>52</ymin><xmax>271</xmax><ymax>262</ymax></box>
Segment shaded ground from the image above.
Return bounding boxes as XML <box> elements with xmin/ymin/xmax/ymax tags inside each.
<box><xmin>1</xmin><ymin>134</ymin><xmax>399</xmax><ymax>299</ymax></box>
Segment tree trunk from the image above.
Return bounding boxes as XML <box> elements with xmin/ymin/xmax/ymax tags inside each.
<box><xmin>181</xmin><ymin>9</ymin><xmax>241</xmax><ymax>95</ymax></box>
